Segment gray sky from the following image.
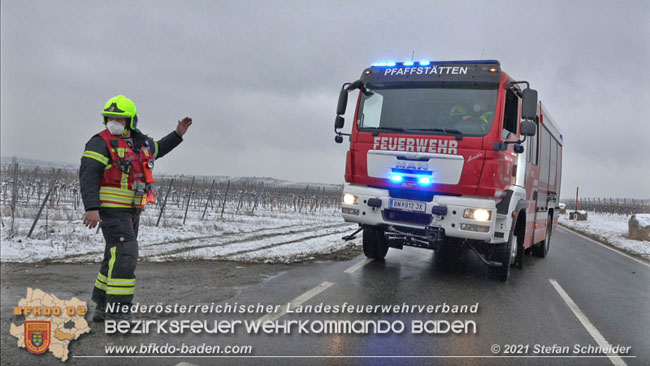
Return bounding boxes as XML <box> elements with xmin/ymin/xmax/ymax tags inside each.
<box><xmin>1</xmin><ymin>0</ymin><xmax>649</xmax><ymax>198</ymax></box>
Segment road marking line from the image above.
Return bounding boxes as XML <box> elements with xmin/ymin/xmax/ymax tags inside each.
<box><xmin>256</xmin><ymin>281</ymin><xmax>334</xmax><ymax>323</ymax></box>
<box><xmin>557</xmin><ymin>225</ymin><xmax>649</xmax><ymax>268</ymax></box>
<box><xmin>549</xmin><ymin>279</ymin><xmax>627</xmax><ymax>366</ymax></box>
<box><xmin>344</xmin><ymin>258</ymin><xmax>374</xmax><ymax>273</ymax></box>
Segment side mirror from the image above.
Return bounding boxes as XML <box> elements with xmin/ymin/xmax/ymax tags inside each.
<box><xmin>336</xmin><ymin>88</ymin><xmax>348</xmax><ymax>115</ymax></box>
<box><xmin>347</xmin><ymin>80</ymin><xmax>363</xmax><ymax>90</ymax></box>
<box><xmin>521</xmin><ymin>120</ymin><xmax>536</xmax><ymax>136</ymax></box>
<box><xmin>334</xmin><ymin>115</ymin><xmax>345</xmax><ymax>129</ymax></box>
<box><xmin>521</xmin><ymin>88</ymin><xmax>538</xmax><ymax>120</ymax></box>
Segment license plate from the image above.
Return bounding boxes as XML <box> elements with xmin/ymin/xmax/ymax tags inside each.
<box><xmin>389</xmin><ymin>199</ymin><xmax>426</xmax><ymax>213</ymax></box>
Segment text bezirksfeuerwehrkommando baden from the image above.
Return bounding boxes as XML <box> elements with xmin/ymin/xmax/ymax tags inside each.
<box><xmin>106</xmin><ymin>319</ymin><xmax>477</xmax><ymax>335</ymax></box>
<box><xmin>106</xmin><ymin>302</ymin><xmax>479</xmax><ymax>315</ymax></box>
<box><xmin>104</xmin><ymin>302</ymin><xmax>480</xmax><ymax>335</ymax></box>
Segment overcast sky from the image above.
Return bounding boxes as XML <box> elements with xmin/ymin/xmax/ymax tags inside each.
<box><xmin>1</xmin><ymin>0</ymin><xmax>649</xmax><ymax>198</ymax></box>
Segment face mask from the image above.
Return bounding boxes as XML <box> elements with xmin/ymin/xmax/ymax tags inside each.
<box><xmin>106</xmin><ymin>120</ymin><xmax>125</xmax><ymax>135</ymax></box>
<box><xmin>473</xmin><ymin>104</ymin><xmax>482</xmax><ymax>113</ymax></box>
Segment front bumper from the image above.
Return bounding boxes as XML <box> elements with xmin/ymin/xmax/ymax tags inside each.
<box><xmin>341</xmin><ymin>184</ymin><xmax>498</xmax><ymax>241</ymax></box>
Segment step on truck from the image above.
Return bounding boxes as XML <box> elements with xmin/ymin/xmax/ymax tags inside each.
<box><xmin>334</xmin><ymin>60</ymin><xmax>562</xmax><ymax>281</ymax></box>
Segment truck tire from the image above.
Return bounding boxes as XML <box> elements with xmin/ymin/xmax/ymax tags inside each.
<box><xmin>488</xmin><ymin>241</ymin><xmax>511</xmax><ymax>281</ymax></box>
<box><xmin>512</xmin><ymin>217</ymin><xmax>525</xmax><ymax>270</ymax></box>
<box><xmin>532</xmin><ymin>215</ymin><xmax>552</xmax><ymax>258</ymax></box>
<box><xmin>362</xmin><ymin>226</ymin><xmax>389</xmax><ymax>259</ymax></box>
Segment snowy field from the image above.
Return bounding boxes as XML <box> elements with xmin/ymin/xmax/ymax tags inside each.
<box><xmin>558</xmin><ymin>212</ymin><xmax>650</xmax><ymax>260</ymax></box>
<box><xmin>1</xmin><ymin>206</ymin><xmax>359</xmax><ymax>264</ymax></box>
<box><xmin>5</xmin><ymin>207</ymin><xmax>649</xmax><ymax>264</ymax></box>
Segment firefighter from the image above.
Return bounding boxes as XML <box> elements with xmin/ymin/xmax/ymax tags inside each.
<box><xmin>79</xmin><ymin>95</ymin><xmax>192</xmax><ymax>321</ymax></box>
<box><xmin>471</xmin><ymin>97</ymin><xmax>494</xmax><ymax>130</ymax></box>
<box><xmin>449</xmin><ymin>101</ymin><xmax>493</xmax><ymax>132</ymax></box>
<box><xmin>449</xmin><ymin>105</ymin><xmax>468</xmax><ymax>122</ymax></box>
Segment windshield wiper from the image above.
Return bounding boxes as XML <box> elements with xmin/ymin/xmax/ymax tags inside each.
<box><xmin>407</xmin><ymin>128</ymin><xmax>464</xmax><ymax>140</ymax></box>
<box><xmin>363</xmin><ymin>126</ymin><xmax>407</xmax><ymax>135</ymax></box>
<box><xmin>376</xmin><ymin>127</ymin><xmax>407</xmax><ymax>132</ymax></box>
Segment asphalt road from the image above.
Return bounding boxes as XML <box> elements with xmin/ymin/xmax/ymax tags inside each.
<box><xmin>2</xmin><ymin>226</ymin><xmax>649</xmax><ymax>366</ymax></box>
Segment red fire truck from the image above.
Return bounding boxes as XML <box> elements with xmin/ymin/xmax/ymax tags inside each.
<box><xmin>334</xmin><ymin>60</ymin><xmax>562</xmax><ymax>281</ymax></box>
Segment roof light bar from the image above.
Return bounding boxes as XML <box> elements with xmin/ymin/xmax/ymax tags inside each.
<box><xmin>370</xmin><ymin>61</ymin><xmax>396</xmax><ymax>67</ymax></box>
<box><xmin>370</xmin><ymin>59</ymin><xmax>501</xmax><ymax>67</ymax></box>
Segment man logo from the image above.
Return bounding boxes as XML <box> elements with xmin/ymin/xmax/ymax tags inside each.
<box><xmin>25</xmin><ymin>321</ymin><xmax>51</xmax><ymax>354</ymax></box>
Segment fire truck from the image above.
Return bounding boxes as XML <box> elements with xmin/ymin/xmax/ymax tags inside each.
<box><xmin>334</xmin><ymin>60</ymin><xmax>562</xmax><ymax>281</ymax></box>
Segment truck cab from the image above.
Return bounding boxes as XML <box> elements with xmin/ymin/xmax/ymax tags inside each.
<box><xmin>335</xmin><ymin>60</ymin><xmax>562</xmax><ymax>281</ymax></box>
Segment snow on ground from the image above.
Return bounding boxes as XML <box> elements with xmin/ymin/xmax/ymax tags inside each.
<box><xmin>153</xmin><ymin>224</ymin><xmax>354</xmax><ymax>263</ymax></box>
<box><xmin>558</xmin><ymin>211</ymin><xmax>650</xmax><ymax>260</ymax></box>
<box><xmin>1</xmin><ymin>207</ymin><xmax>359</xmax><ymax>264</ymax></box>
<box><xmin>5</xmin><ymin>203</ymin><xmax>647</xmax><ymax>263</ymax></box>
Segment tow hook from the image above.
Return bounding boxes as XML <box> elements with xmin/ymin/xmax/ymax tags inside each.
<box><xmin>425</xmin><ymin>226</ymin><xmax>444</xmax><ymax>248</ymax></box>
<box><xmin>466</xmin><ymin>241</ymin><xmax>503</xmax><ymax>267</ymax></box>
<box><xmin>342</xmin><ymin>227</ymin><xmax>363</xmax><ymax>241</ymax></box>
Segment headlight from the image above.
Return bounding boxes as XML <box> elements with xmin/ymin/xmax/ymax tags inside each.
<box><xmin>463</xmin><ymin>208</ymin><xmax>491</xmax><ymax>222</ymax></box>
<box><xmin>342</xmin><ymin>193</ymin><xmax>359</xmax><ymax>205</ymax></box>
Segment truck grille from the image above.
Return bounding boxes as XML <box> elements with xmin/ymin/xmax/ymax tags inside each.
<box><xmin>382</xmin><ymin>209</ymin><xmax>432</xmax><ymax>226</ymax></box>
<box><xmin>387</xmin><ymin>188</ymin><xmax>436</xmax><ymax>202</ymax></box>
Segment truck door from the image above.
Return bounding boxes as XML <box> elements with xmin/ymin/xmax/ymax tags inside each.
<box><xmin>524</xmin><ymin>119</ymin><xmax>538</xmax><ymax>249</ymax></box>
<box><xmin>535</xmin><ymin>123</ymin><xmax>552</xmax><ymax>243</ymax></box>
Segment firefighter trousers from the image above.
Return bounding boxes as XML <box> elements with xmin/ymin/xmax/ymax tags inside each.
<box><xmin>91</xmin><ymin>208</ymin><xmax>141</xmax><ymax>313</ymax></box>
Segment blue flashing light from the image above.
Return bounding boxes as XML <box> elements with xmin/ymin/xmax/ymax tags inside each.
<box><xmin>370</xmin><ymin>59</ymin><xmax>501</xmax><ymax>67</ymax></box>
<box><xmin>371</xmin><ymin>61</ymin><xmax>396</xmax><ymax>67</ymax></box>
<box><xmin>390</xmin><ymin>174</ymin><xmax>403</xmax><ymax>183</ymax></box>
<box><xmin>418</xmin><ymin>177</ymin><xmax>432</xmax><ymax>185</ymax></box>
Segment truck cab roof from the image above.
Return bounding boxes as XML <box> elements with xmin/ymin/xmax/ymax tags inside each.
<box><xmin>361</xmin><ymin>60</ymin><xmax>502</xmax><ymax>86</ymax></box>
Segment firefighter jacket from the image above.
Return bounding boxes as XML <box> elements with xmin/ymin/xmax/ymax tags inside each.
<box><xmin>80</xmin><ymin>129</ymin><xmax>182</xmax><ymax>211</ymax></box>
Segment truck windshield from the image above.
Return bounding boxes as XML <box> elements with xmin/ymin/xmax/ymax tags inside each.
<box><xmin>357</xmin><ymin>85</ymin><xmax>498</xmax><ymax>137</ymax></box>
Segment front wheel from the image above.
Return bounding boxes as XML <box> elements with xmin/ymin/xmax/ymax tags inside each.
<box><xmin>488</xmin><ymin>241</ymin><xmax>511</xmax><ymax>282</ymax></box>
<box><xmin>512</xmin><ymin>218</ymin><xmax>525</xmax><ymax>269</ymax></box>
<box><xmin>362</xmin><ymin>226</ymin><xmax>389</xmax><ymax>259</ymax></box>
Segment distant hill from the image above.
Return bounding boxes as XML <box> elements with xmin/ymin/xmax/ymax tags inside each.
<box><xmin>156</xmin><ymin>174</ymin><xmax>341</xmax><ymax>190</ymax></box>
<box><xmin>1</xmin><ymin>156</ymin><xmax>77</xmax><ymax>169</ymax></box>
<box><xmin>0</xmin><ymin>156</ymin><xmax>342</xmax><ymax>190</ymax></box>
